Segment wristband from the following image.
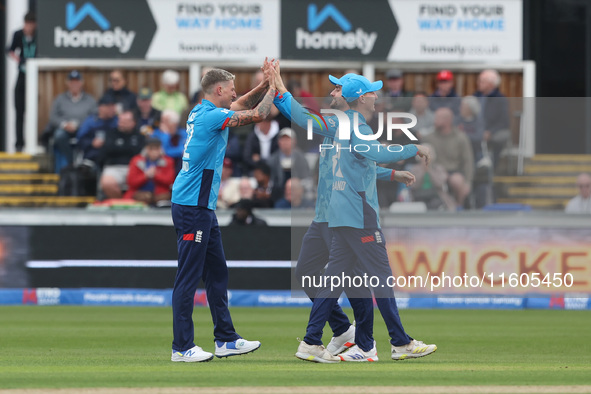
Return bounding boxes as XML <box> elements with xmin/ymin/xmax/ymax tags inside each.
<box><xmin>390</xmin><ymin>169</ymin><xmax>396</xmax><ymax>182</ymax></box>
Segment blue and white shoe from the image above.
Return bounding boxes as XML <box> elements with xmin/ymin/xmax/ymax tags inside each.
<box><xmin>171</xmin><ymin>345</ymin><xmax>213</xmax><ymax>362</ymax></box>
<box><xmin>339</xmin><ymin>342</ymin><xmax>379</xmax><ymax>362</ymax></box>
<box><xmin>214</xmin><ymin>338</ymin><xmax>261</xmax><ymax>358</ymax></box>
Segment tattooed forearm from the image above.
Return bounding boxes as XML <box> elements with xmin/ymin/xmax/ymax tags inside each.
<box><xmin>255</xmin><ymin>88</ymin><xmax>275</xmax><ymax>118</ymax></box>
<box><xmin>232</xmin><ymin>83</ymin><xmax>268</xmax><ymax>110</ymax></box>
<box><xmin>226</xmin><ymin>88</ymin><xmax>277</xmax><ymax>127</ymax></box>
<box><xmin>242</xmin><ymin>88</ymin><xmax>267</xmax><ymax>109</ymax></box>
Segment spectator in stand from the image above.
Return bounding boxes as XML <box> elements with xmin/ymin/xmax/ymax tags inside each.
<box><xmin>103</xmin><ymin>69</ymin><xmax>136</xmax><ymax>113</ymax></box>
<box><xmin>50</xmin><ymin>70</ymin><xmax>97</xmax><ymax>172</ymax></box>
<box><xmin>458</xmin><ymin>96</ymin><xmax>493</xmax><ymax>209</ymax></box>
<box><xmin>191</xmin><ymin>90</ymin><xmax>204</xmax><ymax>107</ymax></box>
<box><xmin>251</xmin><ymin>161</ymin><xmax>274</xmax><ymax>208</ymax></box>
<box><xmin>133</xmin><ymin>87</ymin><xmax>161</xmax><ymax>135</ymax></box>
<box><xmin>275</xmin><ymin>178</ymin><xmax>312</xmax><ymax>209</ymax></box>
<box><xmin>152</xmin><ymin>109</ymin><xmax>187</xmax><ymax>173</ymax></box>
<box><xmin>410</xmin><ymin>93</ymin><xmax>435</xmax><ymax>138</ymax></box>
<box><xmin>429</xmin><ymin>70</ymin><xmax>460</xmax><ymax>116</ymax></box>
<box><xmin>408</xmin><ymin>144</ymin><xmax>456</xmax><ymax>211</ymax></box>
<box><xmin>565</xmin><ymin>173</ymin><xmax>591</xmax><ymax>214</ymax></box>
<box><xmin>238</xmin><ymin>177</ymin><xmax>255</xmax><ymax>201</ymax></box>
<box><xmin>151</xmin><ymin>70</ymin><xmax>189</xmax><ymax>116</ymax></box>
<box><xmin>124</xmin><ymin>138</ymin><xmax>175</xmax><ymax>206</ymax></box>
<box><xmin>77</xmin><ymin>95</ymin><xmax>118</xmax><ymax>166</ymax></box>
<box><xmin>243</xmin><ymin>118</ymin><xmax>280</xmax><ymax>171</ymax></box>
<box><xmin>269</xmin><ymin>128</ymin><xmax>310</xmax><ymax>200</ymax></box>
<box><xmin>474</xmin><ymin>69</ymin><xmax>511</xmax><ymax>166</ymax></box>
<box><xmin>6</xmin><ymin>11</ymin><xmax>36</xmax><ymax>152</ymax></box>
<box><xmin>99</xmin><ymin>110</ymin><xmax>145</xmax><ymax>199</ymax></box>
<box><xmin>383</xmin><ymin>69</ymin><xmax>413</xmax><ymax>112</ymax></box>
<box><xmin>376</xmin><ymin>116</ymin><xmax>419</xmax><ymax>208</ymax></box>
<box><xmin>217</xmin><ymin>158</ymin><xmax>242</xmax><ymax>209</ymax></box>
<box><xmin>424</xmin><ymin>108</ymin><xmax>474</xmax><ymax>209</ymax></box>
<box><xmin>287</xmin><ymin>79</ymin><xmax>320</xmax><ymax>114</ymax></box>
<box><xmin>229</xmin><ymin>199</ymin><xmax>267</xmax><ymax>226</ymax></box>
<box><xmin>457</xmin><ymin>96</ymin><xmax>485</xmax><ymax>160</ymax></box>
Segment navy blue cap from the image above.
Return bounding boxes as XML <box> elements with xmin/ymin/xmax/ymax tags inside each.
<box><xmin>67</xmin><ymin>70</ymin><xmax>82</xmax><ymax>80</ymax></box>
<box><xmin>342</xmin><ymin>75</ymin><xmax>383</xmax><ymax>102</ymax></box>
<box><xmin>98</xmin><ymin>95</ymin><xmax>115</xmax><ymax>105</ymax></box>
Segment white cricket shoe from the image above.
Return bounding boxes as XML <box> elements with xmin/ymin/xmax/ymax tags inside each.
<box><xmin>171</xmin><ymin>345</ymin><xmax>213</xmax><ymax>362</ymax></box>
<box><xmin>326</xmin><ymin>324</ymin><xmax>356</xmax><ymax>356</ymax></box>
<box><xmin>339</xmin><ymin>342</ymin><xmax>379</xmax><ymax>362</ymax></box>
<box><xmin>391</xmin><ymin>339</ymin><xmax>437</xmax><ymax>360</ymax></box>
<box><xmin>295</xmin><ymin>339</ymin><xmax>341</xmax><ymax>363</ymax></box>
<box><xmin>214</xmin><ymin>338</ymin><xmax>261</xmax><ymax>358</ymax></box>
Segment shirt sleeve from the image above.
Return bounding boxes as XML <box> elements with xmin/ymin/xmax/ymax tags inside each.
<box><xmin>273</xmin><ymin>92</ymin><xmax>336</xmax><ymax>139</ymax></box>
<box><xmin>376</xmin><ymin>167</ymin><xmax>395</xmax><ymax>181</ymax></box>
<box><xmin>206</xmin><ymin>107</ymin><xmax>235</xmax><ymax>131</ymax></box>
<box><xmin>352</xmin><ymin>124</ymin><xmax>418</xmax><ymax>163</ymax></box>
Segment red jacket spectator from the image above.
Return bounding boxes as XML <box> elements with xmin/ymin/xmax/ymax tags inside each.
<box><xmin>124</xmin><ymin>139</ymin><xmax>175</xmax><ymax>205</ymax></box>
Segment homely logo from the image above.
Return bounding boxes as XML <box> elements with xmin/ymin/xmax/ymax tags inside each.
<box><xmin>281</xmin><ymin>0</ymin><xmax>397</xmax><ymax>60</ymax></box>
<box><xmin>54</xmin><ymin>2</ymin><xmax>136</xmax><ymax>53</ymax></box>
<box><xmin>297</xmin><ymin>4</ymin><xmax>377</xmax><ymax>55</ymax></box>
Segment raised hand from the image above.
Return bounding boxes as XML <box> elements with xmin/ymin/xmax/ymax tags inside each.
<box><xmin>272</xmin><ymin>59</ymin><xmax>287</xmax><ymax>94</ymax></box>
<box><xmin>264</xmin><ymin>62</ymin><xmax>276</xmax><ymax>90</ymax></box>
<box><xmin>416</xmin><ymin>145</ymin><xmax>431</xmax><ymax>166</ymax></box>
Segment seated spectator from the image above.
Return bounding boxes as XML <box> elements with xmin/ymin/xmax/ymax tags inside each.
<box><xmin>217</xmin><ymin>159</ymin><xmax>241</xmax><ymax>209</ymax></box>
<box><xmin>229</xmin><ymin>199</ymin><xmax>267</xmax><ymax>226</ymax></box>
<box><xmin>251</xmin><ymin>161</ymin><xmax>274</xmax><ymax>208</ymax></box>
<box><xmin>99</xmin><ymin>111</ymin><xmax>145</xmax><ymax>199</ymax></box>
<box><xmin>152</xmin><ymin>109</ymin><xmax>187</xmax><ymax>173</ymax></box>
<box><xmin>287</xmin><ymin>79</ymin><xmax>320</xmax><ymax>114</ymax></box>
<box><xmin>424</xmin><ymin>108</ymin><xmax>474</xmax><ymax>209</ymax></box>
<box><xmin>103</xmin><ymin>69</ymin><xmax>136</xmax><ymax>113</ymax></box>
<box><xmin>151</xmin><ymin>70</ymin><xmax>189</xmax><ymax>116</ymax></box>
<box><xmin>408</xmin><ymin>144</ymin><xmax>456</xmax><ymax>211</ymax></box>
<box><xmin>238</xmin><ymin>177</ymin><xmax>255</xmax><ymax>201</ymax></box>
<box><xmin>77</xmin><ymin>95</ymin><xmax>118</xmax><ymax>166</ymax></box>
<box><xmin>429</xmin><ymin>70</ymin><xmax>460</xmax><ymax>116</ymax></box>
<box><xmin>565</xmin><ymin>173</ymin><xmax>591</xmax><ymax>214</ymax></box>
<box><xmin>410</xmin><ymin>93</ymin><xmax>435</xmax><ymax>138</ymax></box>
<box><xmin>133</xmin><ymin>87</ymin><xmax>161</xmax><ymax>135</ymax></box>
<box><xmin>458</xmin><ymin>96</ymin><xmax>491</xmax><ymax>208</ymax></box>
<box><xmin>376</xmin><ymin>118</ymin><xmax>418</xmax><ymax>208</ymax></box>
<box><xmin>124</xmin><ymin>138</ymin><xmax>175</xmax><ymax>206</ymax></box>
<box><xmin>269</xmin><ymin>128</ymin><xmax>310</xmax><ymax>200</ymax></box>
<box><xmin>191</xmin><ymin>90</ymin><xmax>203</xmax><ymax>107</ymax></box>
<box><xmin>457</xmin><ymin>96</ymin><xmax>485</xmax><ymax>158</ymax></box>
<box><xmin>383</xmin><ymin>69</ymin><xmax>413</xmax><ymax>112</ymax></box>
<box><xmin>50</xmin><ymin>70</ymin><xmax>97</xmax><ymax>172</ymax></box>
<box><xmin>225</xmin><ymin>130</ymin><xmax>243</xmax><ymax>176</ymax></box>
<box><xmin>275</xmin><ymin>178</ymin><xmax>312</xmax><ymax>209</ymax></box>
<box><xmin>243</xmin><ymin>118</ymin><xmax>280</xmax><ymax>171</ymax></box>
<box><xmin>474</xmin><ymin>69</ymin><xmax>511</xmax><ymax>166</ymax></box>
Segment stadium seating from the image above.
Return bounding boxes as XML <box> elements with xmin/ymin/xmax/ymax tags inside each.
<box><xmin>494</xmin><ymin>154</ymin><xmax>591</xmax><ymax>209</ymax></box>
<box><xmin>0</xmin><ymin>152</ymin><xmax>95</xmax><ymax>207</ymax></box>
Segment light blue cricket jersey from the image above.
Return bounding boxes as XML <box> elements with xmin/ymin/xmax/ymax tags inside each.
<box><xmin>327</xmin><ymin>111</ymin><xmax>418</xmax><ymax>229</ymax></box>
<box><xmin>171</xmin><ymin>99</ymin><xmax>235</xmax><ymax>209</ymax></box>
<box><xmin>273</xmin><ymin>92</ymin><xmax>403</xmax><ymax>224</ymax></box>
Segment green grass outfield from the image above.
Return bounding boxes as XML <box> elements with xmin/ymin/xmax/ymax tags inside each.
<box><xmin>0</xmin><ymin>306</ymin><xmax>590</xmax><ymax>389</ymax></box>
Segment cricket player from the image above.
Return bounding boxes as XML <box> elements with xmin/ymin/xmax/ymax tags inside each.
<box><xmin>271</xmin><ymin>71</ymin><xmax>417</xmax><ymax>362</ymax></box>
<box><xmin>170</xmin><ymin>62</ymin><xmax>276</xmax><ymax>362</ymax></box>
<box><xmin>270</xmin><ymin>66</ymin><xmax>436</xmax><ymax>362</ymax></box>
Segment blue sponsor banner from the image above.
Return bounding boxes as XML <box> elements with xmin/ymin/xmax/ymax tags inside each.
<box><xmin>0</xmin><ymin>289</ymin><xmax>590</xmax><ymax>309</ymax></box>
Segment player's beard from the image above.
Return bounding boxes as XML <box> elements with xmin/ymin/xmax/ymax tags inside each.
<box><xmin>330</xmin><ymin>97</ymin><xmax>347</xmax><ymax>110</ymax></box>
